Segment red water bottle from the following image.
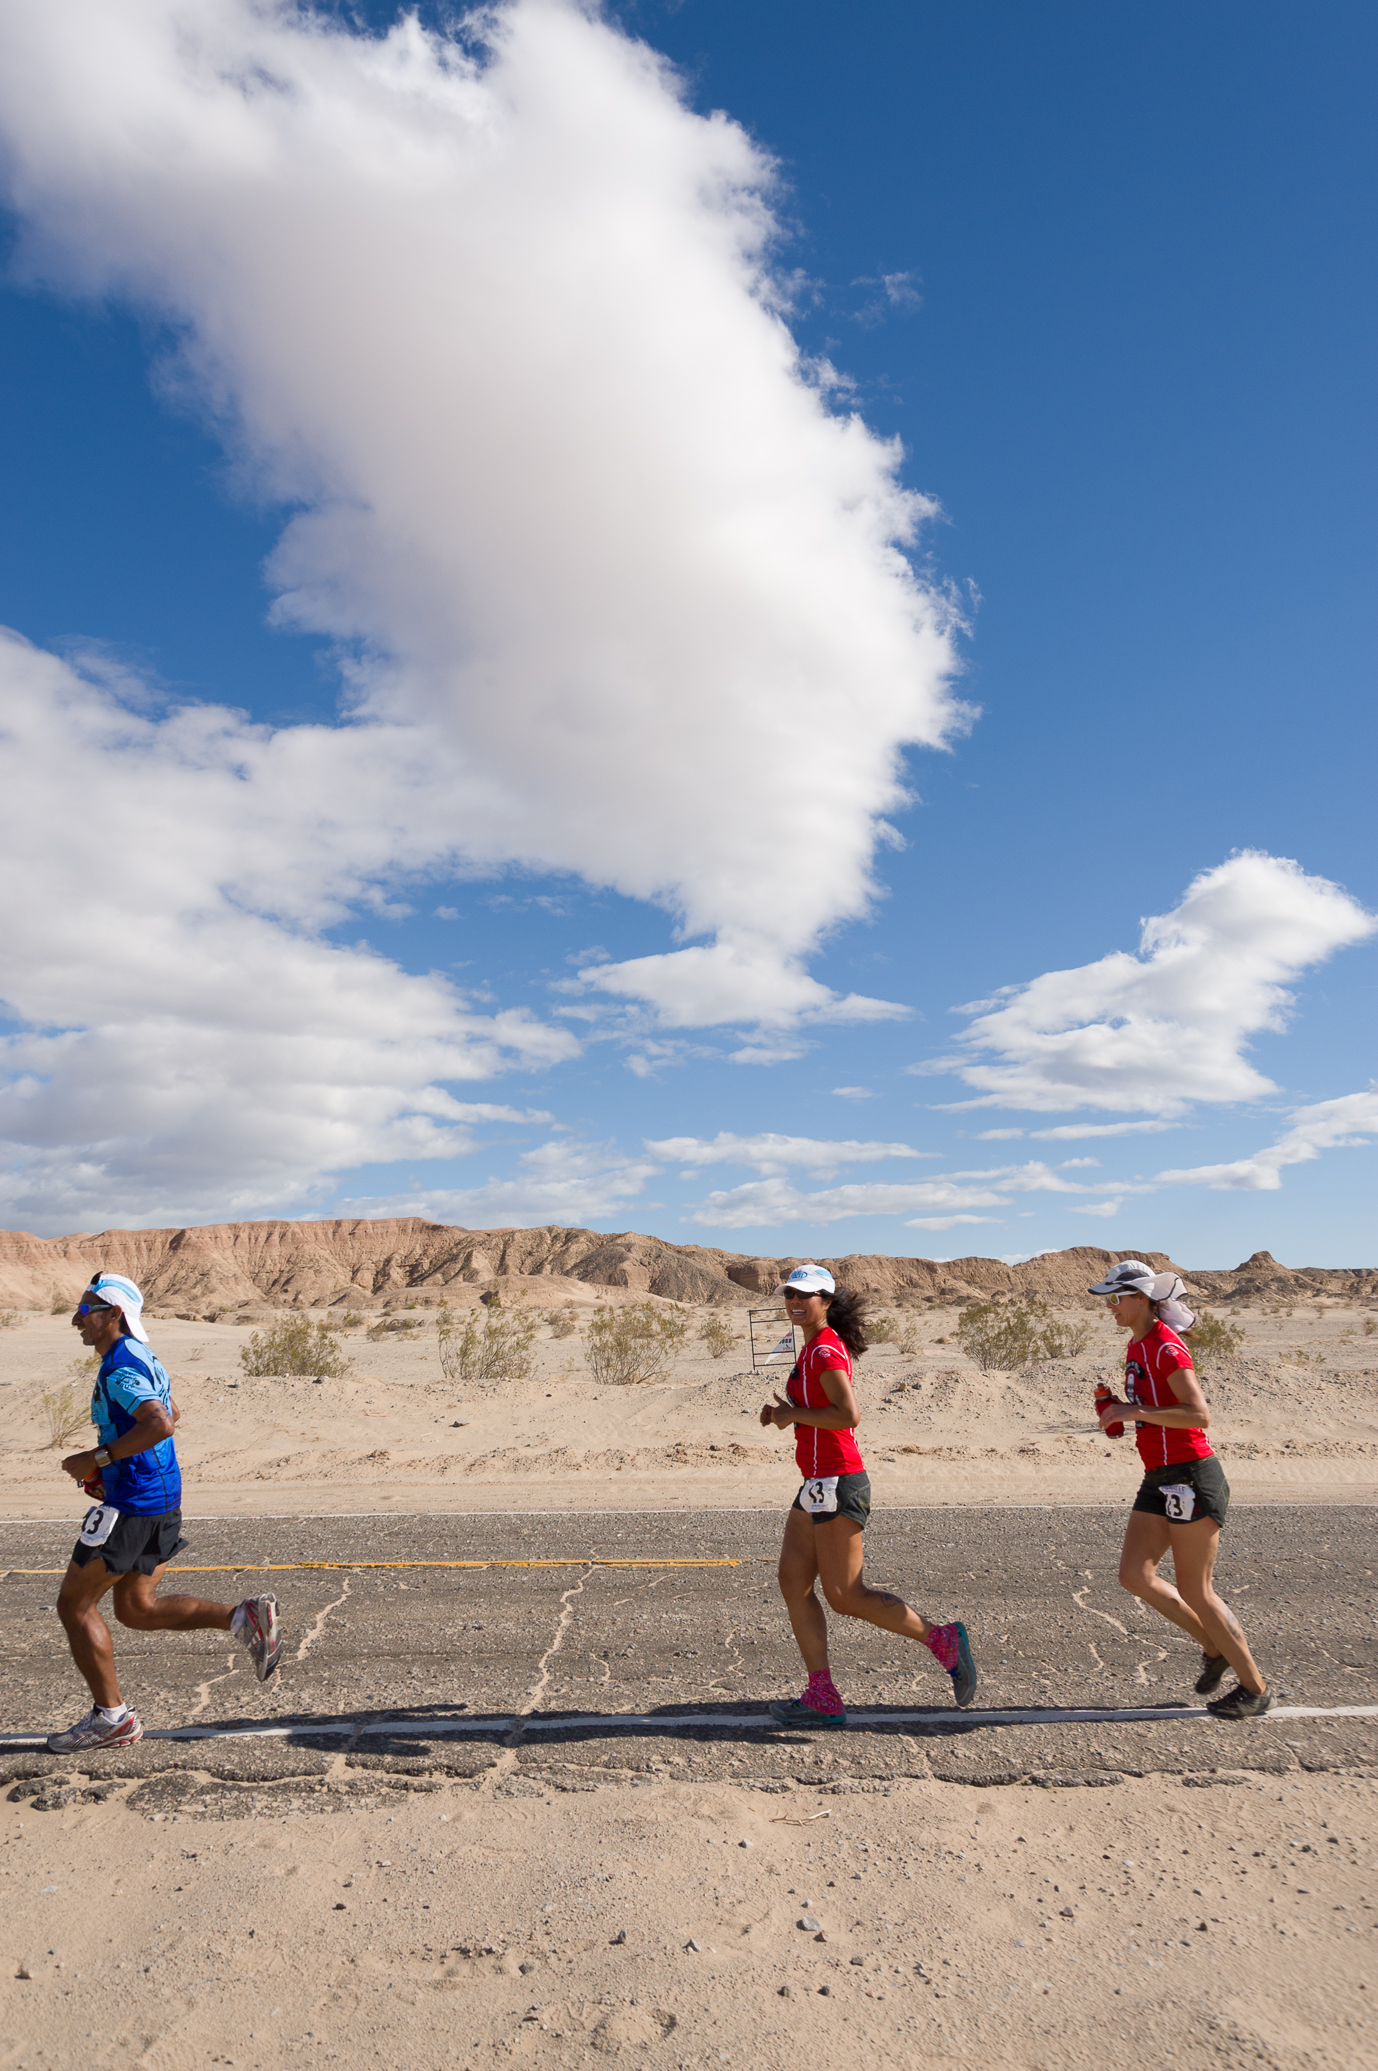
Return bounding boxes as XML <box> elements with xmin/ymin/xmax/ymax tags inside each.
<box><xmin>1095</xmin><ymin>1382</ymin><xmax>1124</xmax><ymax>1438</ymax></box>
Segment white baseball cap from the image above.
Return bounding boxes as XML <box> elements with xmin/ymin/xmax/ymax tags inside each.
<box><xmin>776</xmin><ymin>1264</ymin><xmax>836</xmax><ymax>1297</ymax></box>
<box><xmin>1087</xmin><ymin>1260</ymin><xmax>1155</xmax><ymax>1297</ymax></box>
<box><xmin>87</xmin><ymin>1272</ymin><xmax>151</xmax><ymax>1344</ymax></box>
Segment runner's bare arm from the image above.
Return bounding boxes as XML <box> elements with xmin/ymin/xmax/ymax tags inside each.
<box><xmin>1098</xmin><ymin>1362</ymin><xmax>1210</xmax><ymax>1432</ymax></box>
<box><xmin>61</xmin><ymin>1397</ymin><xmax>177</xmax><ymax>1483</ymax></box>
<box><xmin>759</xmin><ymin>1364</ymin><xmax>860</xmax><ymax>1433</ymax></box>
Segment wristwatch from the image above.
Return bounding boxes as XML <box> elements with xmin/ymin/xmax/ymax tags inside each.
<box><xmin>93</xmin><ymin>1446</ymin><xmax>112</xmax><ymax>1468</ymax></box>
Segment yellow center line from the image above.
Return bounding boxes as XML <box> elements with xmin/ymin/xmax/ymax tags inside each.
<box><xmin>3</xmin><ymin>1556</ymin><xmax>741</xmax><ymax>1575</ymax></box>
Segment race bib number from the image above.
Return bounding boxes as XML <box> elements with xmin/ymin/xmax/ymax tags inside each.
<box><xmin>799</xmin><ymin>1476</ymin><xmax>840</xmax><ymax>1516</ymax></box>
<box><xmin>78</xmin><ymin>1503</ymin><xmax>121</xmax><ymax>1548</ymax></box>
<box><xmin>1161</xmin><ymin>1482</ymin><xmax>1196</xmax><ymax>1522</ymax></box>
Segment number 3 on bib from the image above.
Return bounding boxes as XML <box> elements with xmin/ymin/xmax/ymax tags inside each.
<box><xmin>78</xmin><ymin>1503</ymin><xmax>121</xmax><ymax>1548</ymax></box>
<box><xmin>799</xmin><ymin>1476</ymin><xmax>840</xmax><ymax>1516</ymax></box>
<box><xmin>1161</xmin><ymin>1483</ymin><xmax>1196</xmax><ymax>1522</ymax></box>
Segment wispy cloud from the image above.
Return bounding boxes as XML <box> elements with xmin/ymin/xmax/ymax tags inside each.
<box><xmin>1153</xmin><ymin>1089</ymin><xmax>1378</xmax><ymax>1193</ymax></box>
<box><xmin>646</xmin><ymin>1131</ymin><xmax>934</xmax><ymax>1177</ymax></box>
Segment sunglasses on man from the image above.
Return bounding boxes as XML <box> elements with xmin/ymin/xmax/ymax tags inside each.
<box><xmin>74</xmin><ymin>1297</ymin><xmax>115</xmax><ymax>1316</ymax></box>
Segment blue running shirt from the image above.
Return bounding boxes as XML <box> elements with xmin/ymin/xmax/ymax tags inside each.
<box><xmin>91</xmin><ymin>1338</ymin><xmax>182</xmax><ymax>1516</ymax></box>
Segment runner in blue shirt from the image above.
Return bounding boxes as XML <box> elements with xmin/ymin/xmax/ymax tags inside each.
<box><xmin>49</xmin><ymin>1272</ymin><xmax>283</xmax><ymax>1752</ymax></box>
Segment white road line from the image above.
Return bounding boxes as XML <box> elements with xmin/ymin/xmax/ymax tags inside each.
<box><xmin>2</xmin><ymin>1701</ymin><xmax>1373</xmax><ymax>1753</ymax></box>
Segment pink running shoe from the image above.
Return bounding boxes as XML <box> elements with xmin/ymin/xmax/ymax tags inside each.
<box><xmin>46</xmin><ymin>1708</ymin><xmax>143</xmax><ymax>1754</ymax></box>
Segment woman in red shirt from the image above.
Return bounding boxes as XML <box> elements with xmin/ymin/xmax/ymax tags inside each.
<box><xmin>1091</xmin><ymin>1260</ymin><xmax>1270</xmax><ymax>1719</ymax></box>
<box><xmin>759</xmin><ymin>1263</ymin><xmax>976</xmax><ymax>1727</ymax></box>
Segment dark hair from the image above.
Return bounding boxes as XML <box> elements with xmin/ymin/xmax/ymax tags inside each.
<box><xmin>821</xmin><ymin>1287</ymin><xmax>868</xmax><ymax>1356</ymax></box>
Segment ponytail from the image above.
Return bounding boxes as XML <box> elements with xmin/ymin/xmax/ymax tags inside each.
<box><xmin>822</xmin><ymin>1287</ymin><xmax>868</xmax><ymax>1357</ymax></box>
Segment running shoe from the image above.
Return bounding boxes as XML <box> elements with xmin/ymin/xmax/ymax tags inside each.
<box><xmin>1195</xmin><ymin>1651</ymin><xmax>1229</xmax><ymax>1696</ymax></box>
<box><xmin>947</xmin><ymin>1621</ymin><xmax>978</xmax><ymax>1709</ymax></box>
<box><xmin>236</xmin><ymin>1594</ymin><xmax>283</xmax><ymax>1682</ymax></box>
<box><xmin>46</xmin><ymin>1708</ymin><xmax>143</xmax><ymax>1754</ymax></box>
<box><xmin>767</xmin><ymin>1697</ymin><xmax>848</xmax><ymax>1729</ymax></box>
<box><xmin>1206</xmin><ymin>1683</ymin><xmax>1272</xmax><ymax>1720</ymax></box>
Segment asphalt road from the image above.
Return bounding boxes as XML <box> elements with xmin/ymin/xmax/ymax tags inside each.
<box><xmin>3</xmin><ymin>1505</ymin><xmax>1375</xmax><ymax>1788</ymax></box>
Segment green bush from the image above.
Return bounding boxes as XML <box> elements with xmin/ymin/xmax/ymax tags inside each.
<box><xmin>867</xmin><ymin>1312</ymin><xmax>899</xmax><ymax>1344</ymax></box>
<box><xmin>0</xmin><ymin>1309</ymin><xmax>19</xmax><ymax>1329</ymax></box>
<box><xmin>546</xmin><ymin>1306</ymin><xmax>580</xmax><ymax>1339</ymax></box>
<box><xmin>240</xmin><ymin>1316</ymin><xmax>352</xmax><ymax>1379</ymax></box>
<box><xmin>956</xmin><ymin>1297</ymin><xmax>1089</xmax><ymax>1373</ymax></box>
<box><xmin>1183</xmin><ymin>1309</ymin><xmax>1245</xmax><ymax>1368</ymax></box>
<box><xmin>698</xmin><ymin>1313</ymin><xmax>738</xmax><ymax>1360</ymax></box>
<box><xmin>50</xmin><ymin>1287</ymin><xmax>74</xmax><ymax>1315</ymax></box>
<box><xmin>437</xmin><ymin>1297</ymin><xmax>538</xmax><ymax>1384</ymax></box>
<box><xmin>585</xmin><ymin>1302</ymin><xmax>689</xmax><ymax>1386</ymax></box>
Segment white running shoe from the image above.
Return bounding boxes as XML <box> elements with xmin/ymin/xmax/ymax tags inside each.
<box><xmin>236</xmin><ymin>1594</ymin><xmax>283</xmax><ymax>1682</ymax></box>
<box><xmin>46</xmin><ymin>1708</ymin><xmax>143</xmax><ymax>1754</ymax></box>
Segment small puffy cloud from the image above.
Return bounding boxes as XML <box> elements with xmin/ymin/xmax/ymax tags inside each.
<box><xmin>831</xmin><ymin>1086</ymin><xmax>875</xmax><ymax>1101</ymax></box>
<box><xmin>1153</xmin><ymin>1089</ymin><xmax>1378</xmax><ymax>1193</ymax></box>
<box><xmin>1070</xmin><ymin>1201</ymin><xmax>1123</xmax><ymax>1219</ymax></box>
<box><xmin>914</xmin><ymin>855</ymin><xmax>1374</xmax><ymax>1115</ymax></box>
<box><xmin>646</xmin><ymin>1131</ymin><xmax>931</xmax><ymax>1177</ymax></box>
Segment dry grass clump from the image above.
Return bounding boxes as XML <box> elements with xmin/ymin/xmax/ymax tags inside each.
<box><xmin>1183</xmin><ymin>1309</ymin><xmax>1245</xmax><ymax>1369</ymax></box>
<box><xmin>437</xmin><ymin>1296</ymin><xmax>538</xmax><ymax>1383</ymax></box>
<box><xmin>240</xmin><ymin>1316</ymin><xmax>352</xmax><ymax>1379</ymax></box>
<box><xmin>956</xmin><ymin>1297</ymin><xmax>1089</xmax><ymax>1373</ymax></box>
<box><xmin>585</xmin><ymin>1302</ymin><xmax>689</xmax><ymax>1386</ymax></box>
<box><xmin>697</xmin><ymin>1313</ymin><xmax>738</xmax><ymax>1359</ymax></box>
<box><xmin>42</xmin><ymin>1382</ymin><xmax>92</xmax><ymax>1448</ymax></box>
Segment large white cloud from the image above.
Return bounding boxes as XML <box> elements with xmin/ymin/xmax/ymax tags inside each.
<box><xmin>0</xmin><ymin>0</ymin><xmax>964</xmax><ymax>1042</ymax></box>
<box><xmin>915</xmin><ymin>854</ymin><xmax>1374</xmax><ymax>1114</ymax></box>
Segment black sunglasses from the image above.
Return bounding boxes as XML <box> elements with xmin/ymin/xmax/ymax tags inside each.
<box><xmin>75</xmin><ymin>1298</ymin><xmax>115</xmax><ymax>1316</ymax></box>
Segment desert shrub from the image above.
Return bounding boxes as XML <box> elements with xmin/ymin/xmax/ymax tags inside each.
<box><xmin>42</xmin><ymin>1382</ymin><xmax>92</xmax><ymax>1448</ymax></box>
<box><xmin>367</xmin><ymin>1317</ymin><xmax>417</xmax><ymax>1341</ymax></box>
<box><xmin>437</xmin><ymin>1297</ymin><xmax>538</xmax><ymax>1384</ymax></box>
<box><xmin>585</xmin><ymin>1302</ymin><xmax>689</xmax><ymax>1386</ymax></box>
<box><xmin>339</xmin><ymin>1309</ymin><xmax>363</xmax><ymax>1331</ymax></box>
<box><xmin>240</xmin><ymin>1316</ymin><xmax>352</xmax><ymax>1379</ymax></box>
<box><xmin>546</xmin><ymin>1306</ymin><xmax>579</xmax><ymax>1339</ymax></box>
<box><xmin>1365</xmin><ymin>1317</ymin><xmax>1377</xmax><ymax>1337</ymax></box>
<box><xmin>50</xmin><ymin>1287</ymin><xmax>74</xmax><ymax>1315</ymax></box>
<box><xmin>1183</xmin><ymin>1309</ymin><xmax>1245</xmax><ymax>1368</ymax></box>
<box><xmin>956</xmin><ymin>1297</ymin><xmax>1089</xmax><ymax>1373</ymax></box>
<box><xmin>0</xmin><ymin>1309</ymin><xmax>18</xmax><ymax>1329</ymax></box>
<box><xmin>698</xmin><ymin>1313</ymin><xmax>738</xmax><ymax>1360</ymax></box>
<box><xmin>867</xmin><ymin>1312</ymin><xmax>899</xmax><ymax>1344</ymax></box>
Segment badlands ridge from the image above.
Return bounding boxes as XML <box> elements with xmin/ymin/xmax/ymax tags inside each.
<box><xmin>0</xmin><ymin>1216</ymin><xmax>1370</xmax><ymax>1317</ymax></box>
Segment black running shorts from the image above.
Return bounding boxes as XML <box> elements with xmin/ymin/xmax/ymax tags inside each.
<box><xmin>791</xmin><ymin>1470</ymin><xmax>872</xmax><ymax>1529</ymax></box>
<box><xmin>71</xmin><ymin>1505</ymin><xmax>188</xmax><ymax>1576</ymax></box>
<box><xmin>1131</xmin><ymin>1456</ymin><xmax>1229</xmax><ymax>1528</ymax></box>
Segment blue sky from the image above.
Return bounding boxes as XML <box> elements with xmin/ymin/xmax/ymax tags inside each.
<box><xmin>0</xmin><ymin>0</ymin><xmax>1372</xmax><ymax>1264</ymax></box>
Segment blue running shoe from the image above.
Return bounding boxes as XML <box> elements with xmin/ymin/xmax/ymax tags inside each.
<box><xmin>948</xmin><ymin>1621</ymin><xmax>977</xmax><ymax>1709</ymax></box>
<box><xmin>767</xmin><ymin>1697</ymin><xmax>848</xmax><ymax>1729</ymax></box>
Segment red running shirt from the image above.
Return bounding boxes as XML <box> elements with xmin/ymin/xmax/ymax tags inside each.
<box><xmin>786</xmin><ymin>1325</ymin><xmax>865</xmax><ymax>1478</ymax></box>
<box><xmin>1124</xmin><ymin>1321</ymin><xmax>1213</xmax><ymax>1468</ymax></box>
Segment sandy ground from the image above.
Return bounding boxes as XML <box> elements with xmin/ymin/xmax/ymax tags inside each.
<box><xmin>2</xmin><ymin>1299</ymin><xmax>1375</xmax><ymax>1521</ymax></box>
<box><xmin>2</xmin><ymin>1298</ymin><xmax>1376</xmax><ymax>2068</ymax></box>
<box><xmin>1</xmin><ymin>1766</ymin><xmax>1374</xmax><ymax>2070</ymax></box>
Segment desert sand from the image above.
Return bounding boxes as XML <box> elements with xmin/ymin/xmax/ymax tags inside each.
<box><xmin>2</xmin><ymin>1239</ymin><xmax>1375</xmax><ymax>2069</ymax></box>
<box><xmin>3</xmin><ymin>1287</ymin><xmax>1376</xmax><ymax>1521</ymax></box>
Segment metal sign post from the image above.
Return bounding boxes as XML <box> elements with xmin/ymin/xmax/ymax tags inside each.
<box><xmin>748</xmin><ymin>1307</ymin><xmax>801</xmax><ymax>1373</ymax></box>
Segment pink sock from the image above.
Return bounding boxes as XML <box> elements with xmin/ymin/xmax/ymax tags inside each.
<box><xmin>925</xmin><ymin>1623</ymin><xmax>960</xmax><ymax>1672</ymax></box>
<box><xmin>804</xmin><ymin>1669</ymin><xmax>845</xmax><ymax>1715</ymax></box>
